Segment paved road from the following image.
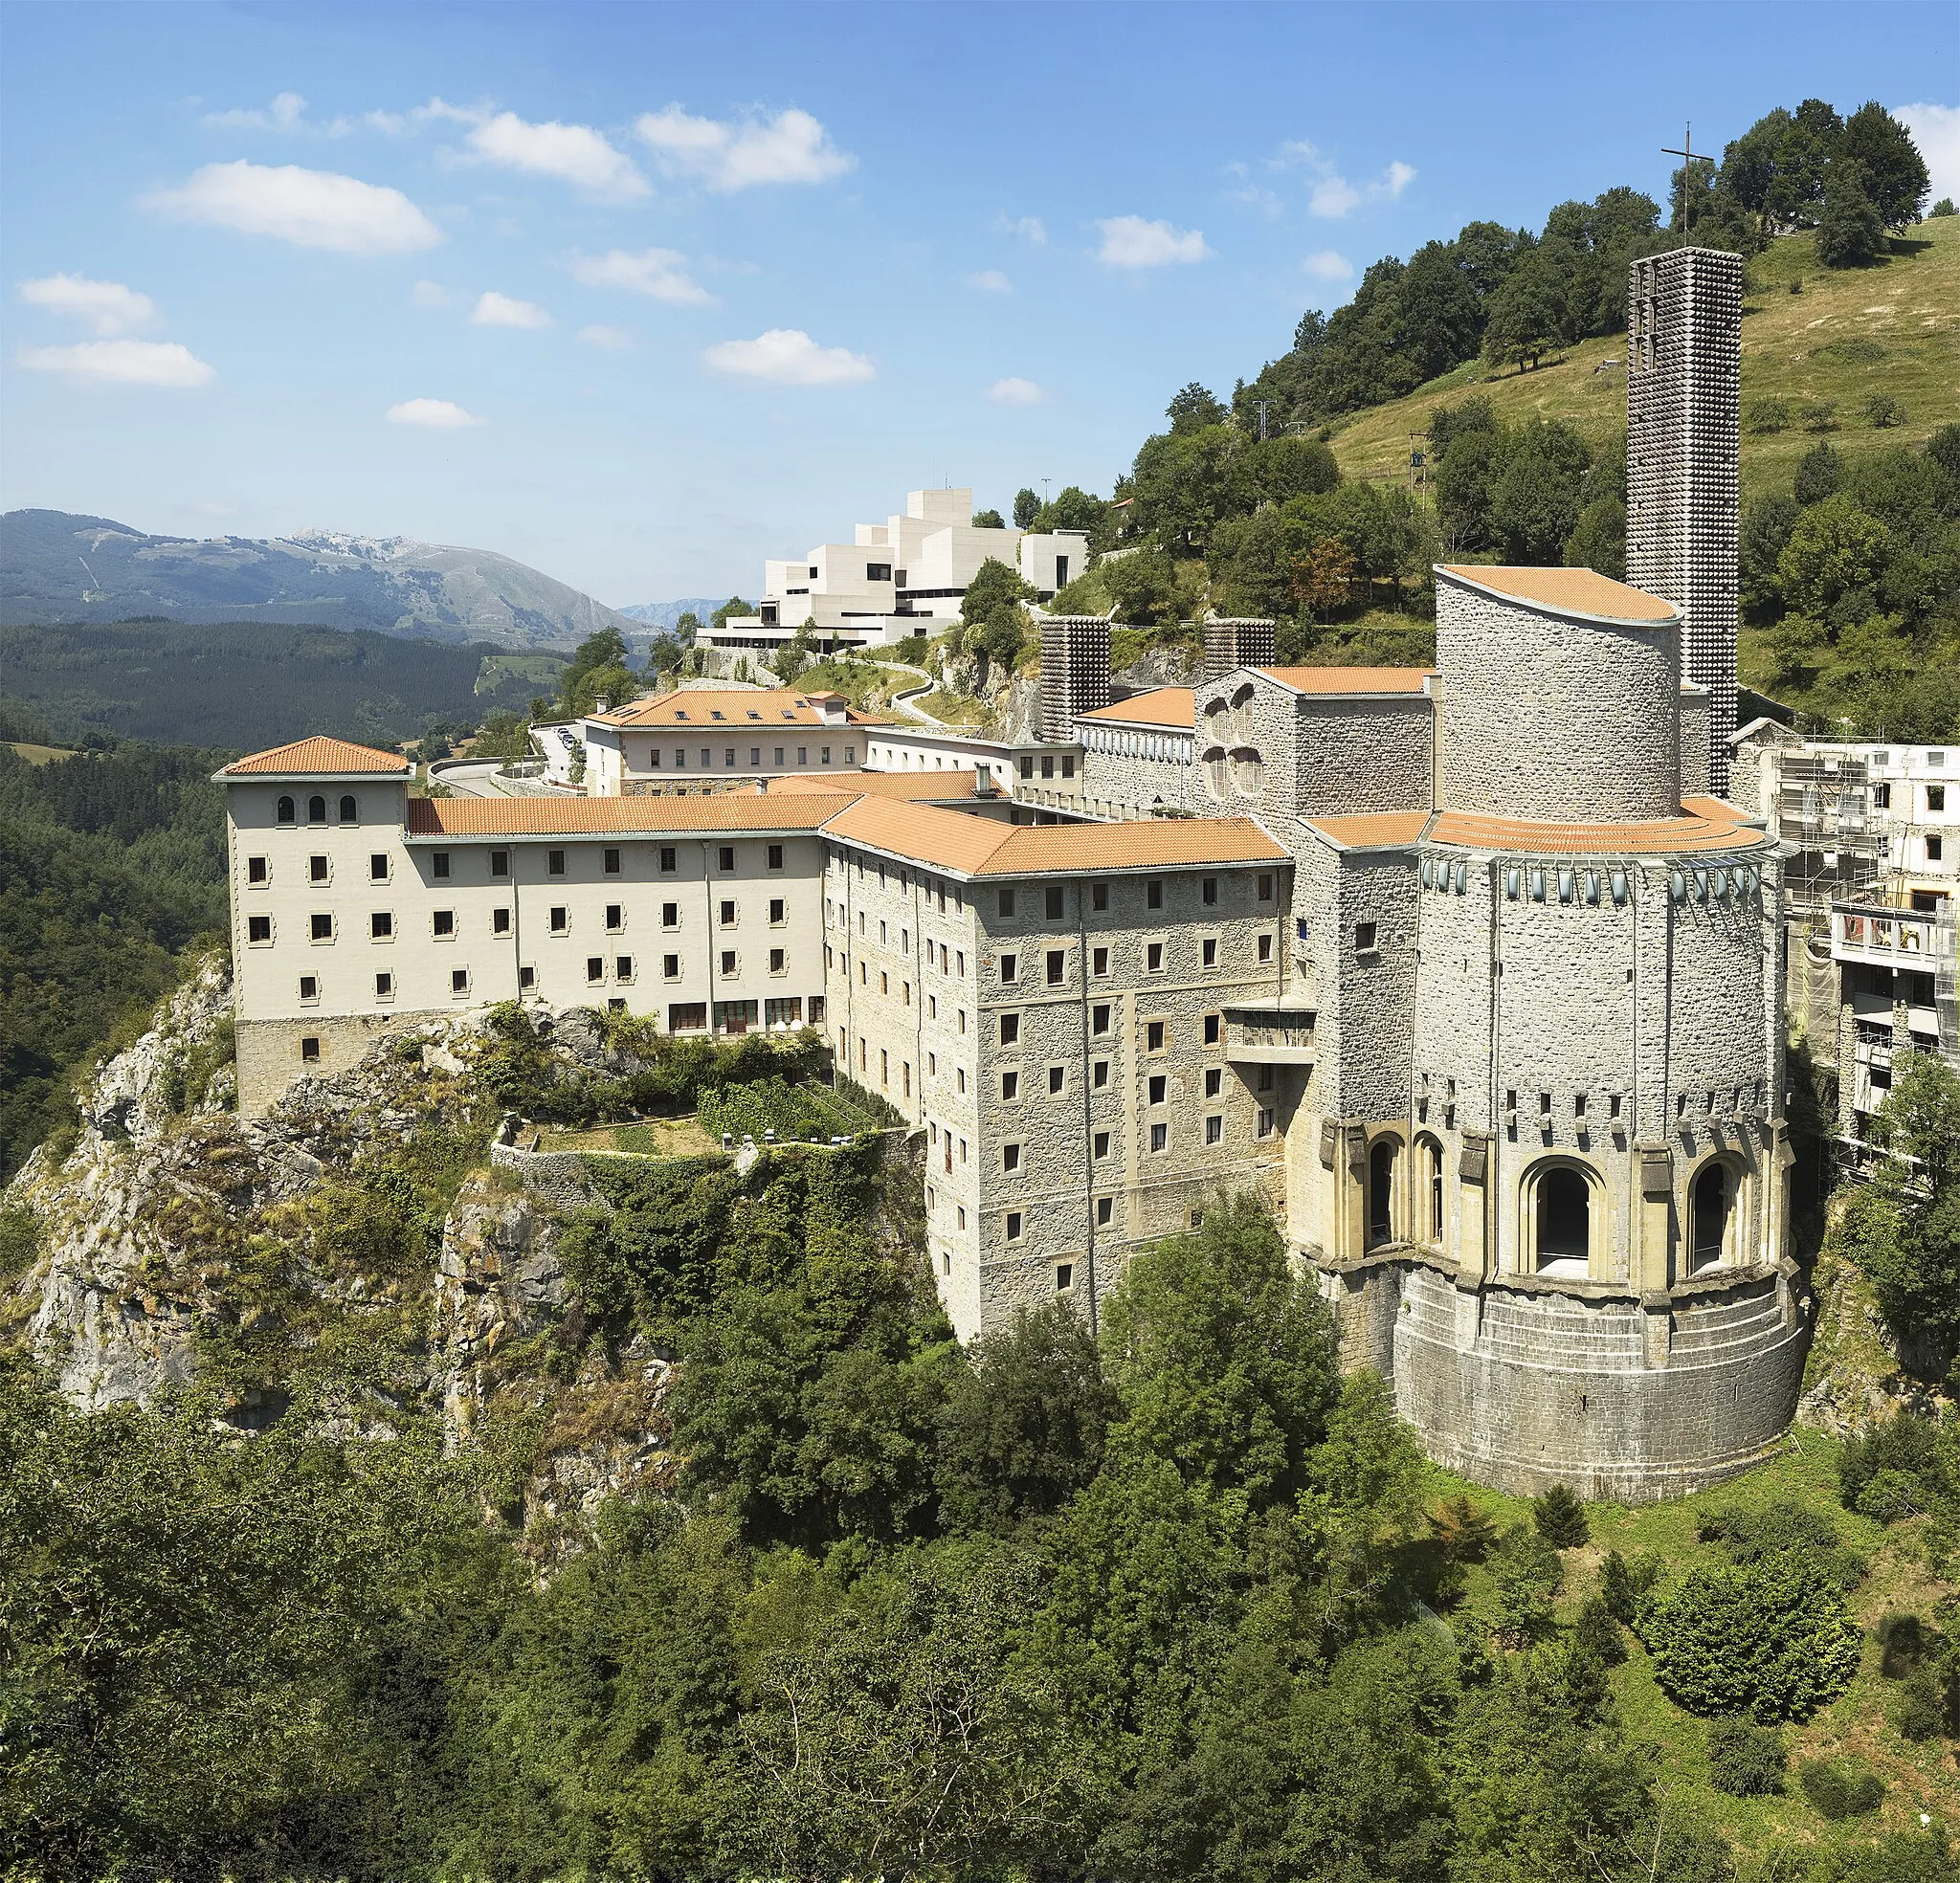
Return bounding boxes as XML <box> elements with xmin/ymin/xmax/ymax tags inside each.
<box><xmin>427</xmin><ymin>759</ymin><xmax>510</xmax><ymax>797</ymax></box>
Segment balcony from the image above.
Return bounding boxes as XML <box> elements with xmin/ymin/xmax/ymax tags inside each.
<box><xmin>1223</xmin><ymin>1002</ymin><xmax>1317</xmax><ymax>1065</ymax></box>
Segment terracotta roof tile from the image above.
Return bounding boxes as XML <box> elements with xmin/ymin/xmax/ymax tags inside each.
<box><xmin>590</xmin><ymin>687</ymin><xmax>883</xmax><ymax>728</ymax></box>
<box><xmin>1253</xmin><ymin>666</ymin><xmax>1434</xmax><ymax>696</ymax></box>
<box><xmin>220</xmin><ymin>736</ymin><xmax>410</xmax><ymax>776</ymax></box>
<box><xmin>760</xmin><ymin>768</ymin><xmax>984</xmax><ymax>800</ymax></box>
<box><xmin>1307</xmin><ymin>811</ymin><xmax>1433</xmax><ymax>848</ymax></box>
<box><xmin>1427</xmin><ymin>800</ymin><xmax>1762</xmax><ymax>855</ymax></box>
<box><xmin>1077</xmin><ymin>687</ymin><xmax>1195</xmax><ymax>728</ymax></box>
<box><xmin>1437</xmin><ymin>565</ymin><xmax>1678</xmax><ymax>624</ymax></box>
<box><xmin>404</xmin><ymin>794</ymin><xmax>850</xmax><ymax>837</ymax></box>
<box><xmin>822</xmin><ymin>796</ymin><xmax>1286</xmax><ymax>875</ymax></box>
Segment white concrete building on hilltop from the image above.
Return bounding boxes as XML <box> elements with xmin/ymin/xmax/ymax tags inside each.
<box><xmin>702</xmin><ymin>485</ymin><xmax>1088</xmax><ymax>655</ymax></box>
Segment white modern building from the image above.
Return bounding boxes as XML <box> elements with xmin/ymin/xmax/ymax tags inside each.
<box><xmin>702</xmin><ymin>486</ymin><xmax>1089</xmax><ymax>654</ymax></box>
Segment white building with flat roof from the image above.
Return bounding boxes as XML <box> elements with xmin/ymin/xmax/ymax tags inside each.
<box><xmin>702</xmin><ymin>485</ymin><xmax>1087</xmax><ymax>654</ymax></box>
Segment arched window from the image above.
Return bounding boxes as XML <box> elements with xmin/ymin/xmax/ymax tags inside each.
<box><xmin>1204</xmin><ymin>746</ymin><xmax>1228</xmax><ymax>800</ymax></box>
<box><xmin>1533</xmin><ymin>1164</ymin><xmax>1592</xmax><ymax>1275</ymax></box>
<box><xmin>1368</xmin><ymin>1139</ymin><xmax>1397</xmax><ymax>1247</ymax></box>
<box><xmin>1691</xmin><ymin>1163</ymin><xmax>1731</xmax><ymax>1272</ymax></box>
<box><xmin>276</xmin><ymin>794</ymin><xmax>296</xmax><ymax>825</ymax></box>
<box><xmin>1416</xmin><ymin>1134</ymin><xmax>1445</xmax><ymax>1245</ymax></box>
<box><xmin>307</xmin><ymin>793</ymin><xmax>327</xmax><ymax>824</ymax></box>
<box><xmin>338</xmin><ymin>793</ymin><xmax>357</xmax><ymax>824</ymax></box>
<box><xmin>1232</xmin><ymin>747</ymin><xmax>1262</xmax><ymax>797</ymax></box>
<box><xmin>1231</xmin><ymin>682</ymin><xmax>1255</xmax><ymax>743</ymax></box>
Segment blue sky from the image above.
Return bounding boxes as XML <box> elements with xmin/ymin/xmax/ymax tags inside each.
<box><xmin>2</xmin><ymin>1</ymin><xmax>1954</xmax><ymax>607</ymax></box>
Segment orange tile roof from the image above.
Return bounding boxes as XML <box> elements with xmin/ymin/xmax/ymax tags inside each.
<box><xmin>760</xmin><ymin>768</ymin><xmax>984</xmax><ymax>800</ymax></box>
<box><xmin>590</xmin><ymin>687</ymin><xmax>883</xmax><ymax>728</ymax></box>
<box><xmin>1077</xmin><ymin>687</ymin><xmax>1195</xmax><ymax>728</ymax></box>
<box><xmin>823</xmin><ymin>795</ymin><xmax>1286</xmax><ymax>875</ymax></box>
<box><xmin>1254</xmin><ymin>666</ymin><xmax>1434</xmax><ymax>695</ymax></box>
<box><xmin>405</xmin><ymin>793</ymin><xmax>851</xmax><ymax>837</ymax></box>
<box><xmin>1307</xmin><ymin>797</ymin><xmax>1765</xmax><ymax>856</ymax></box>
<box><xmin>1437</xmin><ymin>565</ymin><xmax>1678</xmax><ymax>624</ymax></box>
<box><xmin>220</xmin><ymin>736</ymin><xmax>410</xmax><ymax>776</ymax></box>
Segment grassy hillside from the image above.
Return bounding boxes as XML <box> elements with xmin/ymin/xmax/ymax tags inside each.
<box><xmin>1328</xmin><ymin>220</ymin><xmax>1960</xmax><ymax>501</ymax></box>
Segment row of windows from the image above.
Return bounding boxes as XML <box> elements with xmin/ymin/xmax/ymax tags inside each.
<box><xmin>646</xmin><ymin>745</ymin><xmax>852</xmax><ymax>770</ymax></box>
<box><xmin>996</xmin><ymin>1058</ymin><xmax>1277</xmax><ymax>1104</ymax></box>
<box><xmin>249</xmin><ymin>894</ymin><xmax>796</xmax><ymax>945</ymax></box>
<box><xmin>997</xmin><ymin>932</ymin><xmax>1274</xmax><ymax>985</ymax></box>
<box><xmin>826</xmin><ymin>853</ymin><xmax>1278</xmax><ymax>919</ymax></box>
<box><xmin>254</xmin><ymin>843</ymin><xmax>794</xmax><ymax>885</ymax></box>
<box><xmin>288</xmin><ymin>947</ymin><xmax>801</xmax><ymax>1005</ymax></box>
<box><xmin>276</xmin><ymin>793</ymin><xmax>362</xmax><ymax>826</ymax></box>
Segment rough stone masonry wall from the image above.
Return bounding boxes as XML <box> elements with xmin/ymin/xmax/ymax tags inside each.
<box><xmin>235</xmin><ymin>1011</ymin><xmax>426</xmax><ymax>1117</ymax></box>
<box><xmin>1436</xmin><ymin>581</ymin><xmax>1680</xmax><ymax>822</ymax></box>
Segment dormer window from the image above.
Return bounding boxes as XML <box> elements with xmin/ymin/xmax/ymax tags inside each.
<box><xmin>675</xmin><ymin>711</ymin><xmax>689</xmax><ymax>721</ymax></box>
<box><xmin>711</xmin><ymin>711</ymin><xmax>725</xmax><ymax>721</ymax></box>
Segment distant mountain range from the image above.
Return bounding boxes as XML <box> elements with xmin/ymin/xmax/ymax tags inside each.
<box><xmin>0</xmin><ymin>509</ymin><xmax>641</xmax><ymax>652</ymax></box>
<box><xmin>615</xmin><ymin>598</ymin><xmax>726</xmax><ymax>631</ymax></box>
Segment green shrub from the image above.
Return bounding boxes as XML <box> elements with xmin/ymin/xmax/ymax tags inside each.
<box><xmin>1745</xmin><ymin>396</ymin><xmax>1793</xmax><ymax>433</ymax></box>
<box><xmin>1892</xmin><ymin>1667</ymin><xmax>1948</xmax><ymax>1740</ymax></box>
<box><xmin>1532</xmin><ymin>1482</ymin><xmax>1589</xmax><ymax>1546</ymax></box>
<box><xmin>1488</xmin><ymin>1522</ymin><xmax>1563</xmax><ymax>1646</ymax></box>
<box><xmin>1864</xmin><ymin>393</ymin><xmax>1906</xmax><ymax>428</ymax></box>
<box><xmin>1638</xmin><ymin>1560</ymin><xmax>1861</xmax><ymax>1720</ymax></box>
<box><xmin>697</xmin><ymin>1076</ymin><xmax>861</xmax><ymax>1144</ymax></box>
<box><xmin>1599</xmin><ymin>1546</ymin><xmax>1661</xmax><ymax>1623</ymax></box>
<box><xmin>1705</xmin><ymin>1715</ymin><xmax>1786</xmax><ymax>1795</ymax></box>
<box><xmin>1571</xmin><ymin>1594</ymin><xmax>1626</xmax><ymax>1667</ymax></box>
<box><xmin>1802</xmin><ymin>401</ymin><xmax>1840</xmax><ymax>432</ymax></box>
<box><xmin>1705</xmin><ymin>1496</ymin><xmax>1865</xmax><ymax>1590</ymax></box>
<box><xmin>1797</xmin><ymin>1756</ymin><xmax>1885</xmax><ymax>1819</ymax></box>
<box><xmin>1840</xmin><ymin>1411</ymin><xmax>1948</xmax><ymax>1522</ymax></box>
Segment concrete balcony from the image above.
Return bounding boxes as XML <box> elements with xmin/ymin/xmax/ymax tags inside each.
<box><xmin>1224</xmin><ymin>1002</ymin><xmax>1318</xmax><ymax>1065</ymax></box>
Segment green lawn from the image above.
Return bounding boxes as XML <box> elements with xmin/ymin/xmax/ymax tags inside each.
<box><xmin>1429</xmin><ymin>1428</ymin><xmax>1960</xmax><ymax>1853</ymax></box>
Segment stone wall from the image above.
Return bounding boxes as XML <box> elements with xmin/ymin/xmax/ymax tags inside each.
<box><xmin>235</xmin><ymin>1010</ymin><xmax>424</xmax><ymax>1117</ymax></box>
<box><xmin>1436</xmin><ymin>580</ymin><xmax>1680</xmax><ymax>822</ymax></box>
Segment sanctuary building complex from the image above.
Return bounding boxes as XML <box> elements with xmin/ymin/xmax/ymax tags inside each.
<box><xmin>217</xmin><ymin>249</ymin><xmax>1810</xmax><ymax>1500</ymax></box>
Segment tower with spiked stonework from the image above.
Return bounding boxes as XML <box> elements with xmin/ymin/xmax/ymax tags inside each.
<box><xmin>1626</xmin><ymin>247</ymin><xmax>1742</xmax><ymax>793</ymax></box>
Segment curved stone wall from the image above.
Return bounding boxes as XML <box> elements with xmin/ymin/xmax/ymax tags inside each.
<box><xmin>1437</xmin><ymin>582</ymin><xmax>1680</xmax><ymax>822</ymax></box>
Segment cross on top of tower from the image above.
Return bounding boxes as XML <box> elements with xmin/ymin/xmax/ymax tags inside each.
<box><xmin>1662</xmin><ymin>122</ymin><xmax>1719</xmax><ymax>249</ymax></box>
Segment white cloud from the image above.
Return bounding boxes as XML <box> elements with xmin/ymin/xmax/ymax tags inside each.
<box><xmin>987</xmin><ymin>376</ymin><xmax>1044</xmax><ymax>406</ymax></box>
<box><xmin>969</xmin><ymin>269</ymin><xmax>1013</xmax><ymax>293</ymax></box>
<box><xmin>635</xmin><ymin>105</ymin><xmax>853</xmax><ymax>189</ymax></box>
<box><xmin>16</xmin><ymin>274</ymin><xmax>157</xmax><ymax>336</ymax></box>
<box><xmin>578</xmin><ymin>323</ymin><xmax>635</xmax><ymax>350</ymax></box>
<box><xmin>145</xmin><ymin>161</ymin><xmax>443</xmax><ymax>255</ymax></box>
<box><xmin>471</xmin><ymin>291</ymin><xmax>552</xmax><ymax>329</ymax></box>
<box><xmin>994</xmin><ymin>213</ymin><xmax>1046</xmax><ymax>244</ymax></box>
<box><xmin>703</xmin><ymin>328</ymin><xmax>874</xmax><ymax>386</ymax></box>
<box><xmin>1274</xmin><ymin>140</ymin><xmax>1416</xmax><ymax>219</ymax></box>
<box><xmin>463</xmin><ymin>111</ymin><xmax>648</xmax><ymax>201</ymax></box>
<box><xmin>567</xmin><ymin>246</ymin><xmax>715</xmax><ymax>305</ymax></box>
<box><xmin>411</xmin><ymin>279</ymin><xmax>454</xmax><ymax>308</ymax></box>
<box><xmin>1897</xmin><ymin>102</ymin><xmax>1960</xmax><ymax>207</ymax></box>
<box><xmin>1302</xmin><ymin>249</ymin><xmax>1354</xmax><ymax>282</ymax></box>
<box><xmin>1095</xmin><ymin>215</ymin><xmax>1212</xmax><ymax>268</ymax></box>
<box><xmin>386</xmin><ymin>397</ymin><xmax>485</xmax><ymax>429</ymax></box>
<box><xmin>17</xmin><ymin>340</ymin><xmax>213</xmax><ymax>388</ymax></box>
<box><xmin>205</xmin><ymin>90</ymin><xmax>309</xmax><ymax>132</ymax></box>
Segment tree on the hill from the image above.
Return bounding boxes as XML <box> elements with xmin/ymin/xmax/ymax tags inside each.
<box><xmin>1838</xmin><ymin>100</ymin><xmax>1930</xmax><ymax>229</ymax></box>
<box><xmin>971</xmin><ymin>507</ymin><xmax>1005</xmax><ymax>529</ymax></box>
<box><xmin>1012</xmin><ymin>487</ymin><xmax>1040</xmax><ymax>528</ymax></box>
<box><xmin>1793</xmin><ymin>440</ymin><xmax>1843</xmax><ymax>506</ymax></box>
<box><xmin>1167</xmin><ymin>382</ymin><xmax>1229</xmax><ymax>435</ymax></box>
<box><xmin>1481</xmin><ymin>255</ymin><xmax>1569</xmax><ymax>372</ymax></box>
<box><xmin>1816</xmin><ymin>167</ymin><xmax>1888</xmax><ymax>267</ymax></box>
<box><xmin>1290</xmin><ymin>538</ymin><xmax>1358</xmax><ymax>621</ymax></box>
<box><xmin>708</xmin><ymin>595</ymin><xmax>753</xmax><ymax>633</ymax></box>
<box><xmin>559</xmin><ymin>627</ymin><xmax>638</xmax><ymax>718</ymax></box>
<box><xmin>958</xmin><ymin>557</ymin><xmax>1034</xmax><ymax>671</ymax></box>
<box><xmin>674</xmin><ymin>609</ymin><xmax>704</xmax><ymax>639</ymax></box>
<box><xmin>1489</xmin><ymin>421</ymin><xmax>1591</xmax><ymax>563</ymax></box>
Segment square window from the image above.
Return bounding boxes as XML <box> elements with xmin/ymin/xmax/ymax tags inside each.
<box><xmin>433</xmin><ymin>909</ymin><xmax>455</xmax><ymax>937</ymax></box>
<box><xmin>1258</xmin><ymin>1107</ymin><xmax>1276</xmax><ymax>1138</ymax></box>
<box><xmin>750</xmin><ymin>748</ymin><xmax>761</xmax><ymax>766</ymax></box>
<box><xmin>1092</xmin><ymin>1003</ymin><xmax>1110</xmax><ymax>1035</ymax></box>
<box><xmin>548</xmin><ymin>850</ymin><xmax>566</xmax><ymax>876</ymax></box>
<box><xmin>1000</xmin><ymin>1012</ymin><xmax>1019</xmax><ymax>1045</ymax></box>
<box><xmin>309</xmin><ymin>853</ymin><xmax>329</xmax><ymax>884</ymax></box>
<box><xmin>664</xmin><ymin>954</ymin><xmax>681</xmax><ymax>979</ymax></box>
<box><xmin>1202</xmin><ymin>938</ymin><xmax>1217</xmax><ymax>967</ymax></box>
<box><xmin>1147</xmin><ymin>879</ymin><xmax>1163</xmax><ymax>910</ymax></box>
<box><xmin>1257</xmin><ymin>874</ymin><xmax>1273</xmax><ymax>901</ymax></box>
<box><xmin>371</xmin><ymin>911</ymin><xmax>393</xmax><ymax>940</ymax></box>
<box><xmin>722</xmin><ymin>950</ymin><xmax>737</xmax><ymax>976</ymax></box>
<box><xmin>1930</xmin><ymin>835</ymin><xmax>1945</xmax><ymax>862</ymax></box>
<box><xmin>1205</xmin><ymin>1115</ymin><xmax>1223</xmax><ymax>1144</ymax></box>
<box><xmin>1257</xmin><ymin>1065</ymin><xmax>1274</xmax><ymax>1091</ymax></box>
<box><xmin>1202</xmin><ymin>875</ymin><xmax>1217</xmax><ymax>905</ymax></box>
<box><xmin>491</xmin><ymin>850</ymin><xmax>509</xmax><ymax>878</ymax></box>
<box><xmin>587</xmin><ymin>957</ymin><xmax>605</xmax><ymax>983</ymax></box>
<box><xmin>1148</xmin><ymin>1074</ymin><xmax>1167</xmax><ymax>1105</ymax></box>
<box><xmin>549</xmin><ymin>906</ymin><xmax>568</xmax><ymax>934</ymax></box>
<box><xmin>768</xmin><ymin>844</ymin><xmax>784</xmax><ymax>870</ymax></box>
<box><xmin>452</xmin><ymin>967</ymin><xmax>469</xmax><ymax>995</ymax></box>
<box><xmin>1006</xmin><ymin>1210</ymin><xmax>1024</xmax><ymax>1242</ymax></box>
<box><xmin>606</xmin><ymin>903</ymin><xmax>624</xmax><ymax>931</ymax></box>
<box><xmin>1204</xmin><ymin>1013</ymin><xmax>1221</xmax><ymax>1045</ymax></box>
<box><xmin>247</xmin><ymin>855</ymin><xmax>269</xmax><ymax>884</ymax></box>
<box><xmin>1094</xmin><ymin>1129</ymin><xmax>1111</xmax><ymax>1158</ymax></box>
<box><xmin>769</xmin><ymin>948</ymin><xmax>786</xmax><ymax>973</ymax></box>
<box><xmin>1004</xmin><ymin>1143</ymin><xmax>1021</xmax><ymax>1172</ymax></box>
<box><xmin>1149</xmin><ymin>1121</ymin><xmax>1168</xmax><ymax>1152</ymax></box>
<box><xmin>718</xmin><ymin>846</ymin><xmax>736</xmax><ymax>872</ymax></box>
<box><xmin>1000</xmin><ymin>952</ymin><xmax>1018</xmax><ymax>984</ymax></box>
<box><xmin>310</xmin><ymin>912</ymin><xmax>333</xmax><ymax>942</ymax></box>
<box><xmin>299</xmin><ymin>974</ymin><xmax>319</xmax><ymax>1002</ymax></box>
<box><xmin>720</xmin><ymin>899</ymin><xmax>736</xmax><ymax>927</ymax></box>
<box><xmin>1929</xmin><ymin>786</ymin><xmax>1947</xmax><ymax>812</ymax></box>
<box><xmin>1048</xmin><ymin>1065</ymin><xmax>1064</xmax><ymax>1095</ymax></box>
<box><xmin>301</xmin><ymin>1035</ymin><xmax>320</xmax><ymax>1062</ymax></box>
<box><xmin>1092</xmin><ymin>945</ymin><xmax>1109</xmax><ymax>977</ymax></box>
<box><xmin>1355</xmin><ymin>921</ymin><xmax>1378</xmax><ymax>953</ymax></box>
<box><xmin>604</xmin><ymin>848</ymin><xmax>621</xmax><ymax>875</ymax></box>
<box><xmin>1093</xmin><ymin>1060</ymin><xmax>1108</xmax><ymax>1088</ymax></box>
<box><xmin>247</xmin><ymin>914</ymin><xmax>272</xmax><ymax>943</ymax></box>
<box><xmin>519</xmin><ymin>964</ymin><xmax>536</xmax><ymax>989</ymax></box>
<box><xmin>616</xmin><ymin>955</ymin><xmax>634</xmax><ymax>982</ymax></box>
<box><xmin>1146</xmin><ymin>942</ymin><xmax>1164</xmax><ymax>972</ymax></box>
<box><xmin>1147</xmin><ymin>1020</ymin><xmax>1166</xmax><ymax>1052</ymax></box>
<box><xmin>998</xmin><ymin>888</ymin><xmax>1016</xmax><ymax>918</ymax></box>
<box><xmin>1092</xmin><ymin>881</ymin><xmax>1108</xmax><ymax>911</ymax></box>
<box><xmin>375</xmin><ymin>971</ymin><xmax>393</xmax><ymax>1000</ymax></box>
<box><xmin>1205</xmin><ymin>1067</ymin><xmax>1222</xmax><ymax>1098</ymax></box>
<box><xmin>1097</xmin><ymin>1195</ymin><xmax>1114</xmax><ymax>1226</ymax></box>
<box><xmin>1055</xmin><ymin>1261</ymin><xmax>1073</xmax><ymax>1292</ymax></box>
<box><xmin>1002</xmin><ymin>1070</ymin><xmax>1019</xmax><ymax>1100</ymax></box>
<box><xmin>1046</xmin><ymin>949</ymin><xmax>1064</xmax><ymax>985</ymax></box>
<box><xmin>659</xmin><ymin>847</ymin><xmax>678</xmax><ymax>873</ymax></box>
<box><xmin>1045</xmin><ymin>886</ymin><xmax>1064</xmax><ymax>919</ymax></box>
<box><xmin>774</xmin><ymin>747</ymin><xmax>785</xmax><ymax>765</ymax></box>
<box><xmin>433</xmin><ymin>852</ymin><xmax>451</xmax><ymax>880</ymax></box>
<box><xmin>368</xmin><ymin>853</ymin><xmax>389</xmax><ymax>882</ymax></box>
<box><xmin>1258</xmin><ymin>933</ymin><xmax>1273</xmax><ymax>963</ymax></box>
<box><xmin>663</xmin><ymin>901</ymin><xmax>679</xmax><ymax>927</ymax></box>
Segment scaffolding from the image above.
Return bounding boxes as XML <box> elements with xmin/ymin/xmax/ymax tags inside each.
<box><xmin>1776</xmin><ymin>752</ymin><xmax>1882</xmax><ymax>914</ymax></box>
